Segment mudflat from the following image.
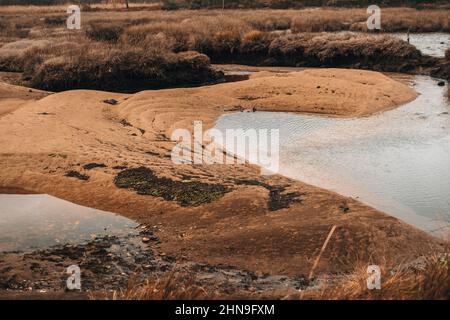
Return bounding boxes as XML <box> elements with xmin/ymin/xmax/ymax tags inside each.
<box><xmin>0</xmin><ymin>68</ymin><xmax>441</xmax><ymax>280</ymax></box>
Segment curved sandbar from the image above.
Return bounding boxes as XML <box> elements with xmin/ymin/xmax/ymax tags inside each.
<box><xmin>0</xmin><ymin>68</ymin><xmax>441</xmax><ymax>277</ymax></box>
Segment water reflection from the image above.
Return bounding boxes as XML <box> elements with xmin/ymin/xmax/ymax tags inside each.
<box><xmin>0</xmin><ymin>194</ymin><xmax>138</xmax><ymax>252</ymax></box>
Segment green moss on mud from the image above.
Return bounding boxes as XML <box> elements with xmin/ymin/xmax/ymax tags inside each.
<box><xmin>114</xmin><ymin>167</ymin><xmax>230</xmax><ymax>207</ymax></box>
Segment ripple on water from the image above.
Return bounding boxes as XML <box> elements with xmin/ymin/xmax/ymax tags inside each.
<box><xmin>215</xmin><ymin>76</ymin><xmax>450</xmax><ymax>236</ymax></box>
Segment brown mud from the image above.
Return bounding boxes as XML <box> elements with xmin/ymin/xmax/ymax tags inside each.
<box><xmin>0</xmin><ymin>68</ymin><xmax>445</xmax><ymax>298</ymax></box>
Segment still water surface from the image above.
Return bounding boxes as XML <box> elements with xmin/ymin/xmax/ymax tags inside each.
<box><xmin>0</xmin><ymin>194</ymin><xmax>138</xmax><ymax>252</ymax></box>
<box><xmin>392</xmin><ymin>32</ymin><xmax>450</xmax><ymax>57</ymax></box>
<box><xmin>215</xmin><ymin>76</ymin><xmax>450</xmax><ymax>235</ymax></box>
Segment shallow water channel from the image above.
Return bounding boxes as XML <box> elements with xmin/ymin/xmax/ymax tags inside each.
<box><xmin>215</xmin><ymin>76</ymin><xmax>450</xmax><ymax>236</ymax></box>
<box><xmin>391</xmin><ymin>32</ymin><xmax>450</xmax><ymax>57</ymax></box>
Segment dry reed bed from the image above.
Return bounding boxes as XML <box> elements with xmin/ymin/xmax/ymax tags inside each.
<box><xmin>0</xmin><ymin>2</ymin><xmax>162</xmax><ymax>14</ymax></box>
<box><xmin>0</xmin><ymin>7</ymin><xmax>449</xmax><ymax>91</ymax></box>
<box><xmin>119</xmin><ymin>20</ymin><xmax>422</xmax><ymax>69</ymax></box>
<box><xmin>1</xmin><ymin>7</ymin><xmax>449</xmax><ymax>33</ymax></box>
<box><xmin>81</xmin><ymin>8</ymin><xmax>450</xmax><ymax>33</ymax></box>
<box><xmin>25</xmin><ymin>44</ymin><xmax>223</xmax><ymax>92</ymax></box>
<box><xmin>0</xmin><ymin>31</ymin><xmax>424</xmax><ymax>91</ymax></box>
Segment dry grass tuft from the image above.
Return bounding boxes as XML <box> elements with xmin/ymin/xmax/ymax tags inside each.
<box><xmin>110</xmin><ymin>271</ymin><xmax>210</xmax><ymax>300</ymax></box>
<box><xmin>301</xmin><ymin>252</ymin><xmax>449</xmax><ymax>300</ymax></box>
<box><xmin>120</xmin><ymin>16</ymin><xmax>421</xmax><ymax>68</ymax></box>
<box><xmin>0</xmin><ymin>39</ymin><xmax>51</xmax><ymax>72</ymax></box>
<box><xmin>292</xmin><ymin>14</ymin><xmax>348</xmax><ymax>33</ymax></box>
<box><xmin>0</xmin><ymin>3</ymin><xmax>163</xmax><ymax>14</ymax></box>
<box><xmin>289</xmin><ymin>8</ymin><xmax>450</xmax><ymax>33</ymax></box>
<box><xmin>86</xmin><ymin>22</ymin><xmax>124</xmax><ymax>43</ymax></box>
<box><xmin>28</xmin><ymin>46</ymin><xmax>222</xmax><ymax>92</ymax></box>
<box><xmin>0</xmin><ymin>7</ymin><xmax>447</xmax><ymax>90</ymax></box>
<box><xmin>267</xmin><ymin>32</ymin><xmax>421</xmax><ymax>71</ymax></box>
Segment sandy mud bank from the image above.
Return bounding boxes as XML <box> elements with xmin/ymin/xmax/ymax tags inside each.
<box><xmin>0</xmin><ymin>68</ymin><xmax>444</xmax><ymax>295</ymax></box>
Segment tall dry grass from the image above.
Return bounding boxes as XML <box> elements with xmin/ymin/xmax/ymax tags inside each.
<box><xmin>121</xmin><ymin>20</ymin><xmax>421</xmax><ymax>69</ymax></box>
<box><xmin>0</xmin><ymin>7</ymin><xmax>447</xmax><ymax>90</ymax></box>
<box><xmin>86</xmin><ymin>22</ymin><xmax>124</xmax><ymax>42</ymax></box>
<box><xmin>290</xmin><ymin>8</ymin><xmax>450</xmax><ymax>32</ymax></box>
<box><xmin>301</xmin><ymin>252</ymin><xmax>449</xmax><ymax>300</ymax></box>
<box><xmin>0</xmin><ymin>11</ymin><xmax>227</xmax><ymax>91</ymax></box>
<box><xmin>120</xmin><ymin>15</ymin><xmax>258</xmax><ymax>63</ymax></box>
<box><xmin>1</xmin><ymin>7</ymin><xmax>447</xmax><ymax>32</ymax></box>
<box><xmin>27</xmin><ymin>45</ymin><xmax>222</xmax><ymax>92</ymax></box>
<box><xmin>0</xmin><ymin>2</ymin><xmax>163</xmax><ymax>14</ymax></box>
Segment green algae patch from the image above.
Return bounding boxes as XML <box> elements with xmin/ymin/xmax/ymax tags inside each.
<box><xmin>114</xmin><ymin>167</ymin><xmax>230</xmax><ymax>207</ymax></box>
<box><xmin>65</xmin><ymin>170</ymin><xmax>89</xmax><ymax>181</ymax></box>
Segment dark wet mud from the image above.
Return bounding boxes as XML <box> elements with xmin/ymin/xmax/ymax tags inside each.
<box><xmin>0</xmin><ymin>225</ymin><xmax>309</xmax><ymax>298</ymax></box>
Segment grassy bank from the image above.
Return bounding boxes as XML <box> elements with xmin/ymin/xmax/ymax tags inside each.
<box><xmin>121</xmin><ymin>22</ymin><xmax>422</xmax><ymax>71</ymax></box>
<box><xmin>0</xmin><ymin>7</ymin><xmax>448</xmax><ymax>90</ymax></box>
<box><xmin>1</xmin><ymin>7</ymin><xmax>448</xmax><ymax>32</ymax></box>
<box><xmin>29</xmin><ymin>46</ymin><xmax>222</xmax><ymax>92</ymax></box>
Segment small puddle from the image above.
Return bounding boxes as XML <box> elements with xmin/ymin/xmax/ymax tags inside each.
<box><xmin>0</xmin><ymin>194</ymin><xmax>138</xmax><ymax>252</ymax></box>
<box><xmin>0</xmin><ymin>194</ymin><xmax>308</xmax><ymax>294</ymax></box>
<box><xmin>215</xmin><ymin>76</ymin><xmax>450</xmax><ymax>236</ymax></box>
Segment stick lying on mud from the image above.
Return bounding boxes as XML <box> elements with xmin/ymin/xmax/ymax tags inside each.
<box><xmin>308</xmin><ymin>225</ymin><xmax>337</xmax><ymax>281</ymax></box>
